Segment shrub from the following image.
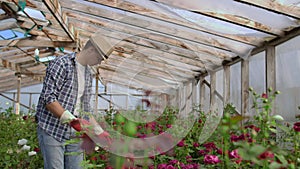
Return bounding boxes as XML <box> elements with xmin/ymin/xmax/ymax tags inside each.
<box><xmin>0</xmin><ymin>107</ymin><xmax>43</xmax><ymax>169</ymax></box>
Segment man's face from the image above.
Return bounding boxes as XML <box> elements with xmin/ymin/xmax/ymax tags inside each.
<box><xmin>80</xmin><ymin>42</ymin><xmax>104</xmax><ymax>66</ymax></box>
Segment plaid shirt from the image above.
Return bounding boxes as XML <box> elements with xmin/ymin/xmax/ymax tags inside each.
<box><xmin>36</xmin><ymin>53</ymin><xmax>92</xmax><ymax>142</ymax></box>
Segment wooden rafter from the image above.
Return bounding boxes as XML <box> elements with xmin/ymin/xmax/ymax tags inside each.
<box><xmin>43</xmin><ymin>0</ymin><xmax>75</xmax><ymax>41</ymax></box>
<box><xmin>0</xmin><ymin>39</ymin><xmax>77</xmax><ymax>47</ymax></box>
<box><xmin>60</xmin><ymin>0</ymin><xmax>254</xmax><ymax>55</ymax></box>
<box><xmin>87</xmin><ymin>0</ymin><xmax>265</xmax><ymax>46</ymax></box>
<box><xmin>235</xmin><ymin>0</ymin><xmax>300</xmax><ymax>20</ymax></box>
<box><xmin>153</xmin><ymin>0</ymin><xmax>285</xmax><ymax>36</ymax></box>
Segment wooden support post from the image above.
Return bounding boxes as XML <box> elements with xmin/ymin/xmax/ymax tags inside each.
<box><xmin>29</xmin><ymin>93</ymin><xmax>32</xmax><ymax>110</ymax></box>
<box><xmin>199</xmin><ymin>76</ymin><xmax>205</xmax><ymax>109</ymax></box>
<box><xmin>95</xmin><ymin>73</ymin><xmax>99</xmax><ymax>114</ymax></box>
<box><xmin>192</xmin><ymin>79</ymin><xmax>197</xmax><ymax>105</ymax></box>
<box><xmin>266</xmin><ymin>46</ymin><xmax>276</xmax><ymax>92</ymax></box>
<box><xmin>187</xmin><ymin>81</ymin><xmax>193</xmax><ymax>115</ymax></box>
<box><xmin>241</xmin><ymin>59</ymin><xmax>249</xmax><ymax>120</ymax></box>
<box><xmin>266</xmin><ymin>45</ymin><xmax>276</xmax><ymax>115</ymax></box>
<box><xmin>210</xmin><ymin>72</ymin><xmax>216</xmax><ymax>113</ymax></box>
<box><xmin>223</xmin><ymin>65</ymin><xmax>230</xmax><ymax>107</ymax></box>
<box><xmin>15</xmin><ymin>73</ymin><xmax>21</xmax><ymax>115</ymax></box>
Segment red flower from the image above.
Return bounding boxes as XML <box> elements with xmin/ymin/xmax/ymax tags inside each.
<box><xmin>166</xmin><ymin>165</ymin><xmax>175</xmax><ymax>169</ymax></box>
<box><xmin>169</xmin><ymin>159</ymin><xmax>179</xmax><ymax>165</ymax></box>
<box><xmin>34</xmin><ymin>147</ymin><xmax>40</xmax><ymax>152</ymax></box>
<box><xmin>261</xmin><ymin>93</ymin><xmax>268</xmax><ymax>98</ymax></box>
<box><xmin>204</xmin><ymin>154</ymin><xmax>221</xmax><ymax>164</ymax></box>
<box><xmin>193</xmin><ymin>142</ymin><xmax>200</xmax><ymax>148</ymax></box>
<box><xmin>229</xmin><ymin>149</ymin><xmax>243</xmax><ymax>163</ymax></box>
<box><xmin>245</xmin><ymin>124</ymin><xmax>260</xmax><ymax>132</ymax></box>
<box><xmin>22</xmin><ymin>116</ymin><xmax>28</xmax><ymax>120</ymax></box>
<box><xmin>99</xmin><ymin>154</ymin><xmax>107</xmax><ymax>160</ymax></box>
<box><xmin>177</xmin><ymin>140</ymin><xmax>185</xmax><ymax>147</ymax></box>
<box><xmin>203</xmin><ymin>142</ymin><xmax>216</xmax><ymax>150</ymax></box>
<box><xmin>293</xmin><ymin>122</ymin><xmax>300</xmax><ymax>132</ymax></box>
<box><xmin>186</xmin><ymin>155</ymin><xmax>192</xmax><ymax>163</ymax></box>
<box><xmin>230</xmin><ymin>134</ymin><xmax>239</xmax><ymax>142</ymax></box>
<box><xmin>229</xmin><ymin>149</ymin><xmax>240</xmax><ymax>159</ymax></box>
<box><xmin>90</xmin><ymin>156</ymin><xmax>97</xmax><ymax>161</ymax></box>
<box><xmin>216</xmin><ymin>148</ymin><xmax>223</xmax><ymax>155</ymax></box>
<box><xmin>258</xmin><ymin>151</ymin><xmax>274</xmax><ymax>160</ymax></box>
<box><xmin>166</xmin><ymin>124</ymin><xmax>172</xmax><ymax>128</ymax></box>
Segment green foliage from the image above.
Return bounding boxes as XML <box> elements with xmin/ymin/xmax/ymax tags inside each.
<box><xmin>0</xmin><ymin>108</ymin><xmax>43</xmax><ymax>169</ymax></box>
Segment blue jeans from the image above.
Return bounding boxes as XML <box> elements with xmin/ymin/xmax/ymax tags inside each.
<box><xmin>37</xmin><ymin>126</ymin><xmax>83</xmax><ymax>169</ymax></box>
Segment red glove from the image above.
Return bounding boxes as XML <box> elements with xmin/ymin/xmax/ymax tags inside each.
<box><xmin>70</xmin><ymin>119</ymin><xmax>111</xmax><ymax>154</ymax></box>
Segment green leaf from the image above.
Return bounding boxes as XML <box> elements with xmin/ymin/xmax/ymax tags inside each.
<box><xmin>269</xmin><ymin>162</ymin><xmax>283</xmax><ymax>169</ymax></box>
<box><xmin>269</xmin><ymin>127</ymin><xmax>277</xmax><ymax>133</ymax></box>
<box><xmin>276</xmin><ymin>154</ymin><xmax>288</xmax><ymax>165</ymax></box>
<box><xmin>4</xmin><ymin>155</ymin><xmax>10</xmax><ymax>160</ymax></box>
<box><xmin>272</xmin><ymin>115</ymin><xmax>284</xmax><ymax>121</ymax></box>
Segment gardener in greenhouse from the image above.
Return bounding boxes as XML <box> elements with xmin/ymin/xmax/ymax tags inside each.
<box><xmin>35</xmin><ymin>37</ymin><xmax>111</xmax><ymax>169</ymax></box>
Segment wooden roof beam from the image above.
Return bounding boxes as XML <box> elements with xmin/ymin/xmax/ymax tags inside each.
<box><xmin>108</xmin><ymin>51</ymin><xmax>201</xmax><ymax>76</ymax></box>
<box><xmin>235</xmin><ymin>0</ymin><xmax>300</xmax><ymax>20</ymax></box>
<box><xmin>101</xmin><ymin>56</ymin><xmax>192</xmax><ymax>82</ymax></box>
<box><xmin>43</xmin><ymin>0</ymin><xmax>75</xmax><ymax>41</ymax></box>
<box><xmin>68</xmin><ymin>17</ymin><xmax>234</xmax><ymax>62</ymax></box>
<box><xmin>99</xmin><ymin>70</ymin><xmax>181</xmax><ymax>93</ymax></box>
<box><xmin>0</xmin><ymin>39</ymin><xmax>77</xmax><ymax>48</ymax></box>
<box><xmin>60</xmin><ymin>0</ymin><xmax>254</xmax><ymax>54</ymax></box>
<box><xmin>87</xmin><ymin>0</ymin><xmax>263</xmax><ymax>46</ymax></box>
<box><xmin>153</xmin><ymin>0</ymin><xmax>284</xmax><ymax>36</ymax></box>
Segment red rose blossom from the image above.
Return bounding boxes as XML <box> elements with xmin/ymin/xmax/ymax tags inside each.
<box><xmin>293</xmin><ymin>122</ymin><xmax>300</xmax><ymax>132</ymax></box>
<box><xmin>204</xmin><ymin>154</ymin><xmax>221</xmax><ymax>164</ymax></box>
<box><xmin>258</xmin><ymin>151</ymin><xmax>274</xmax><ymax>159</ymax></box>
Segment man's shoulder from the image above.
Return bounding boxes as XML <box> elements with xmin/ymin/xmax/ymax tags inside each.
<box><xmin>50</xmin><ymin>52</ymin><xmax>76</xmax><ymax>65</ymax></box>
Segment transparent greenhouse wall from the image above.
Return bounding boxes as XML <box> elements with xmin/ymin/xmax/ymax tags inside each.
<box><xmin>249</xmin><ymin>52</ymin><xmax>266</xmax><ymax>117</ymax></box>
<box><xmin>276</xmin><ymin>36</ymin><xmax>300</xmax><ymax>122</ymax></box>
<box><xmin>230</xmin><ymin>62</ymin><xmax>241</xmax><ymax>114</ymax></box>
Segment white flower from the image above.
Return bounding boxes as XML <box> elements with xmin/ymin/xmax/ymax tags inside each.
<box><xmin>6</xmin><ymin>149</ymin><xmax>13</xmax><ymax>154</ymax></box>
<box><xmin>18</xmin><ymin>139</ymin><xmax>28</xmax><ymax>145</ymax></box>
<box><xmin>28</xmin><ymin>151</ymin><xmax>37</xmax><ymax>156</ymax></box>
<box><xmin>21</xmin><ymin>145</ymin><xmax>31</xmax><ymax>151</ymax></box>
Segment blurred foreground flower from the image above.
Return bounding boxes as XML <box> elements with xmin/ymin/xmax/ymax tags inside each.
<box><xmin>21</xmin><ymin>145</ymin><xmax>31</xmax><ymax>151</ymax></box>
<box><xmin>293</xmin><ymin>122</ymin><xmax>300</xmax><ymax>132</ymax></box>
<box><xmin>28</xmin><ymin>151</ymin><xmax>37</xmax><ymax>156</ymax></box>
<box><xmin>18</xmin><ymin>138</ymin><xmax>28</xmax><ymax>145</ymax></box>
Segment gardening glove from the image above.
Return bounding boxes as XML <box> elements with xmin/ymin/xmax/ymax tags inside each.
<box><xmin>70</xmin><ymin>119</ymin><xmax>112</xmax><ymax>153</ymax></box>
<box><xmin>60</xmin><ymin>110</ymin><xmax>77</xmax><ymax>124</ymax></box>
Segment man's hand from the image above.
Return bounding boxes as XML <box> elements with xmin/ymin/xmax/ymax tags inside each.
<box><xmin>70</xmin><ymin>118</ymin><xmax>111</xmax><ymax>154</ymax></box>
<box><xmin>60</xmin><ymin>110</ymin><xmax>77</xmax><ymax>124</ymax></box>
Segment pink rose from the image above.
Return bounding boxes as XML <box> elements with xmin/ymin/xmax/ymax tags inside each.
<box><xmin>204</xmin><ymin>154</ymin><xmax>221</xmax><ymax>164</ymax></box>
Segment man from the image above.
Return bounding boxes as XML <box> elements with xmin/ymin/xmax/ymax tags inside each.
<box><xmin>35</xmin><ymin>37</ymin><xmax>112</xmax><ymax>169</ymax></box>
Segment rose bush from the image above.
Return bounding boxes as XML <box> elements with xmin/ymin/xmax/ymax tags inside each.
<box><xmin>1</xmin><ymin>88</ymin><xmax>299</xmax><ymax>169</ymax></box>
<box><xmin>0</xmin><ymin>106</ymin><xmax>43</xmax><ymax>169</ymax></box>
<box><xmin>85</xmin><ymin>89</ymin><xmax>299</xmax><ymax>169</ymax></box>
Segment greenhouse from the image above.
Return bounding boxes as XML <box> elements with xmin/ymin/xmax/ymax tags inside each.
<box><xmin>0</xmin><ymin>0</ymin><xmax>299</xmax><ymax>168</ymax></box>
